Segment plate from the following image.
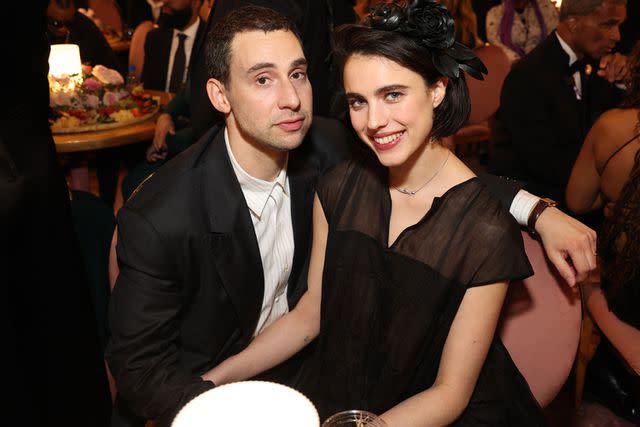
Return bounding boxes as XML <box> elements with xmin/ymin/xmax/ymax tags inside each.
<box><xmin>51</xmin><ymin>106</ymin><xmax>159</xmax><ymax>134</ymax></box>
<box><xmin>171</xmin><ymin>381</ymin><xmax>320</xmax><ymax>427</ymax></box>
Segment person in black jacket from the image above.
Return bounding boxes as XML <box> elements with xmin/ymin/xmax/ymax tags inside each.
<box><xmin>3</xmin><ymin>2</ymin><xmax>112</xmax><ymax>426</ymax></box>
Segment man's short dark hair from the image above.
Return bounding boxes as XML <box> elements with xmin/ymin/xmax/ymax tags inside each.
<box><xmin>560</xmin><ymin>0</ymin><xmax>626</xmax><ymax>20</ymax></box>
<box><xmin>52</xmin><ymin>0</ymin><xmax>74</xmax><ymax>9</ymax></box>
<box><xmin>205</xmin><ymin>6</ymin><xmax>301</xmax><ymax>86</ymax></box>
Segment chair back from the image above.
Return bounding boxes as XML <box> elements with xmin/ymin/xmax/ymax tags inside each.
<box><xmin>128</xmin><ymin>21</ymin><xmax>155</xmax><ymax>81</ymax></box>
<box><xmin>89</xmin><ymin>0</ymin><xmax>123</xmax><ymax>33</ymax></box>
<box><xmin>498</xmin><ymin>232</ymin><xmax>582</xmax><ymax>407</ymax></box>
<box><xmin>466</xmin><ymin>45</ymin><xmax>510</xmax><ymax>125</ymax></box>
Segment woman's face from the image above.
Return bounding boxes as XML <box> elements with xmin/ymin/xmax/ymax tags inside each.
<box><xmin>343</xmin><ymin>54</ymin><xmax>445</xmax><ymax>169</ymax></box>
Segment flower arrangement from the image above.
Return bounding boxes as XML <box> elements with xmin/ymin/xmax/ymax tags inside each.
<box><xmin>49</xmin><ymin>64</ymin><xmax>159</xmax><ymax>132</ymax></box>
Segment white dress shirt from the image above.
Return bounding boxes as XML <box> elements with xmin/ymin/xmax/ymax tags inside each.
<box><xmin>556</xmin><ymin>32</ymin><xmax>582</xmax><ymax>98</ymax></box>
<box><xmin>164</xmin><ymin>17</ymin><xmax>200</xmax><ymax>92</ymax></box>
<box><xmin>224</xmin><ymin>129</ymin><xmax>295</xmax><ymax>336</ymax></box>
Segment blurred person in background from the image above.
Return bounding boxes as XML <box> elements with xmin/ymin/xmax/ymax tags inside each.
<box><xmin>440</xmin><ymin>0</ymin><xmax>484</xmax><ymax>48</ymax></box>
<box><xmin>486</xmin><ymin>0</ymin><xmax>559</xmax><ymax>62</ymax></box>
<box><xmin>3</xmin><ymin>2</ymin><xmax>112</xmax><ymax>426</ymax></box>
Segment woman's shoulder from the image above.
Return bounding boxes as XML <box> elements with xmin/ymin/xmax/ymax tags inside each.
<box><xmin>591</xmin><ymin>108</ymin><xmax>640</xmax><ymax>163</ymax></box>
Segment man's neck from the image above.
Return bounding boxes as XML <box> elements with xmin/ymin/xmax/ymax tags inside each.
<box><xmin>225</xmin><ymin>125</ymin><xmax>287</xmax><ymax>182</ymax></box>
<box><xmin>556</xmin><ymin>24</ymin><xmax>585</xmax><ymax>60</ymax></box>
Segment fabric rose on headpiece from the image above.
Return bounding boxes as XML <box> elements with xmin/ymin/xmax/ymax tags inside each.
<box><xmin>405</xmin><ymin>0</ymin><xmax>455</xmax><ymax>49</ymax></box>
<box><xmin>369</xmin><ymin>3</ymin><xmax>404</xmax><ymax>31</ymax></box>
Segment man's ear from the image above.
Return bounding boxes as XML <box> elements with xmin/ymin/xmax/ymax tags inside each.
<box><xmin>206</xmin><ymin>78</ymin><xmax>231</xmax><ymax>114</ymax></box>
<box><xmin>566</xmin><ymin>17</ymin><xmax>579</xmax><ymax>34</ymax></box>
<box><xmin>431</xmin><ymin>78</ymin><xmax>447</xmax><ymax>109</ymax></box>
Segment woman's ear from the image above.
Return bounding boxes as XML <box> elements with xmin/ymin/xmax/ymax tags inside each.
<box><xmin>206</xmin><ymin>78</ymin><xmax>231</xmax><ymax>114</ymax></box>
<box><xmin>431</xmin><ymin>78</ymin><xmax>448</xmax><ymax>109</ymax></box>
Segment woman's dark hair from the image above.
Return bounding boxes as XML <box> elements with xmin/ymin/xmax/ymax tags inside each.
<box><xmin>332</xmin><ymin>0</ymin><xmax>486</xmax><ymax>139</ymax></box>
<box><xmin>204</xmin><ymin>6</ymin><xmax>300</xmax><ymax>86</ymax></box>
<box><xmin>598</xmin><ymin>40</ymin><xmax>640</xmax><ymax>303</ymax></box>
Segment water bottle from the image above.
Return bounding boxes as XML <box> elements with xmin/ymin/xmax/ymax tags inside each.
<box><xmin>126</xmin><ymin>64</ymin><xmax>138</xmax><ymax>91</ymax></box>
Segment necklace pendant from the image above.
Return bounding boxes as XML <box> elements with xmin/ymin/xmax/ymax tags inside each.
<box><xmin>395</xmin><ymin>187</ymin><xmax>417</xmax><ymax>196</ymax></box>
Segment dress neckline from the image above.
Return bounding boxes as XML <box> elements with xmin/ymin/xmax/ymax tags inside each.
<box><xmin>384</xmin><ymin>176</ymin><xmax>479</xmax><ymax>249</ymax></box>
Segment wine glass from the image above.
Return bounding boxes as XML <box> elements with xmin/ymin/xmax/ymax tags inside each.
<box><xmin>321</xmin><ymin>410</ymin><xmax>388</xmax><ymax>427</ymax></box>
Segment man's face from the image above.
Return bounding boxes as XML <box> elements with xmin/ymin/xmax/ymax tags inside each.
<box><xmin>572</xmin><ymin>1</ymin><xmax>626</xmax><ymax>59</ymax></box>
<box><xmin>47</xmin><ymin>1</ymin><xmax>75</xmax><ymax>40</ymax></box>
<box><xmin>159</xmin><ymin>0</ymin><xmax>196</xmax><ymax>29</ymax></box>
<box><xmin>213</xmin><ymin>30</ymin><xmax>312</xmax><ymax>154</ymax></box>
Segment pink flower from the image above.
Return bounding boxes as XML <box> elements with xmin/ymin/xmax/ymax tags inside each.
<box><xmin>82</xmin><ymin>64</ymin><xmax>93</xmax><ymax>75</ymax></box>
<box><xmin>102</xmin><ymin>91</ymin><xmax>118</xmax><ymax>106</ymax></box>
<box><xmin>92</xmin><ymin>65</ymin><xmax>124</xmax><ymax>86</ymax></box>
<box><xmin>84</xmin><ymin>94</ymin><xmax>101</xmax><ymax>109</ymax></box>
<box><xmin>83</xmin><ymin>77</ymin><xmax>103</xmax><ymax>91</ymax></box>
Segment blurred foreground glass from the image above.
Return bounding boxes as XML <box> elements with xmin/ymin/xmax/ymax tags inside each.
<box><xmin>322</xmin><ymin>410</ymin><xmax>388</xmax><ymax>427</ymax></box>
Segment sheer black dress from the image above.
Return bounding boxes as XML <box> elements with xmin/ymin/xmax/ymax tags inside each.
<box><xmin>293</xmin><ymin>155</ymin><xmax>548</xmax><ymax>425</ymax></box>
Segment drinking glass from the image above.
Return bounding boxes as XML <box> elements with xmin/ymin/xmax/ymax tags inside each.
<box><xmin>321</xmin><ymin>410</ymin><xmax>388</xmax><ymax>427</ymax></box>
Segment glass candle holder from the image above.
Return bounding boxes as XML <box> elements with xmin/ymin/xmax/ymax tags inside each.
<box><xmin>321</xmin><ymin>410</ymin><xmax>388</xmax><ymax>427</ymax></box>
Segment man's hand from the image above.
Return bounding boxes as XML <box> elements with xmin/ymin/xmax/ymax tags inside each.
<box><xmin>535</xmin><ymin>207</ymin><xmax>597</xmax><ymax>287</ymax></box>
<box><xmin>147</xmin><ymin>112</ymin><xmax>175</xmax><ymax>162</ymax></box>
<box><xmin>597</xmin><ymin>53</ymin><xmax>628</xmax><ymax>83</ymax></box>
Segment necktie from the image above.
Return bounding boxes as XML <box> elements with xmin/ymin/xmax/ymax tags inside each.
<box><xmin>568</xmin><ymin>60</ymin><xmax>587</xmax><ymax>100</ymax></box>
<box><xmin>169</xmin><ymin>33</ymin><xmax>187</xmax><ymax>93</ymax></box>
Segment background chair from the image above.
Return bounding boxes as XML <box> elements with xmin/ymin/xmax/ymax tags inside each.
<box><xmin>452</xmin><ymin>44</ymin><xmax>510</xmax><ymax>160</ymax></box>
<box><xmin>89</xmin><ymin>0</ymin><xmax>124</xmax><ymax>33</ymax></box>
<box><xmin>128</xmin><ymin>20</ymin><xmax>155</xmax><ymax>82</ymax></box>
<box><xmin>498</xmin><ymin>231</ymin><xmax>582</xmax><ymax>408</ymax></box>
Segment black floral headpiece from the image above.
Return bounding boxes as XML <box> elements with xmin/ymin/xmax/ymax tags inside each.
<box><xmin>367</xmin><ymin>0</ymin><xmax>487</xmax><ymax>80</ymax></box>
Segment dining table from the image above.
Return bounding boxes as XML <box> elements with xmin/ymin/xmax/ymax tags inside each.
<box><xmin>53</xmin><ymin>90</ymin><xmax>173</xmax><ymax>191</ymax></box>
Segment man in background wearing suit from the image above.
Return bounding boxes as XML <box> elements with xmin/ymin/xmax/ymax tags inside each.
<box><xmin>141</xmin><ymin>0</ymin><xmax>206</xmax><ymax>92</ymax></box>
<box><xmin>490</xmin><ymin>0</ymin><xmax>628</xmax><ymax>207</ymax></box>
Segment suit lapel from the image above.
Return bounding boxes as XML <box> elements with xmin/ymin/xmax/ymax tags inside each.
<box><xmin>202</xmin><ymin>131</ymin><xmax>264</xmax><ymax>342</ymax></box>
<box><xmin>158</xmin><ymin>27</ymin><xmax>173</xmax><ymax>90</ymax></box>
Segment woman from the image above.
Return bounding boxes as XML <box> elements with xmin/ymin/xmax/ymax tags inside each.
<box><xmin>440</xmin><ymin>0</ymin><xmax>483</xmax><ymax>48</ymax></box>
<box><xmin>566</xmin><ymin>41</ymin><xmax>640</xmax><ymax>375</ymax></box>
<box><xmin>204</xmin><ymin>1</ymin><xmax>546</xmax><ymax>425</ymax></box>
<box><xmin>486</xmin><ymin>0</ymin><xmax>558</xmax><ymax>62</ymax></box>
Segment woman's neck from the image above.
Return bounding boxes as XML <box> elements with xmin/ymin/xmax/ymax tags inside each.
<box><xmin>388</xmin><ymin>140</ymin><xmax>449</xmax><ymax>191</ymax></box>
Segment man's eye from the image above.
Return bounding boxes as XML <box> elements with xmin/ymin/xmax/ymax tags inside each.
<box><xmin>257</xmin><ymin>77</ymin><xmax>269</xmax><ymax>85</ymax></box>
<box><xmin>291</xmin><ymin>71</ymin><xmax>307</xmax><ymax>80</ymax></box>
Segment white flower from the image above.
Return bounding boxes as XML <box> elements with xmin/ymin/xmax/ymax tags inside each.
<box><xmin>92</xmin><ymin>65</ymin><xmax>124</xmax><ymax>85</ymax></box>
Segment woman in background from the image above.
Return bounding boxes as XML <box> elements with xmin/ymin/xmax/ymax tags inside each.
<box><xmin>486</xmin><ymin>0</ymin><xmax>558</xmax><ymax>62</ymax></box>
<box><xmin>566</xmin><ymin>41</ymin><xmax>640</xmax><ymax>375</ymax></box>
<box><xmin>440</xmin><ymin>0</ymin><xmax>483</xmax><ymax>48</ymax></box>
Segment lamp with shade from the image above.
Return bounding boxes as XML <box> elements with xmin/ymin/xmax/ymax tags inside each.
<box><xmin>48</xmin><ymin>43</ymin><xmax>83</xmax><ymax>93</ymax></box>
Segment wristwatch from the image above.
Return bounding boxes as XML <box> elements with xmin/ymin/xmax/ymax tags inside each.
<box><xmin>527</xmin><ymin>198</ymin><xmax>558</xmax><ymax>238</ymax></box>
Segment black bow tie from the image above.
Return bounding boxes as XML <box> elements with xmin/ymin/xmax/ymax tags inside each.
<box><xmin>569</xmin><ymin>60</ymin><xmax>586</xmax><ymax>74</ymax></box>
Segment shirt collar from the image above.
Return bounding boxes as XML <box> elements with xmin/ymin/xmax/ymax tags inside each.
<box><xmin>556</xmin><ymin>32</ymin><xmax>578</xmax><ymax>66</ymax></box>
<box><xmin>224</xmin><ymin>128</ymin><xmax>289</xmax><ymax>218</ymax></box>
<box><xmin>173</xmin><ymin>16</ymin><xmax>200</xmax><ymax>39</ymax></box>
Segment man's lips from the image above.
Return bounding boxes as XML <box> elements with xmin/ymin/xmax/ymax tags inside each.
<box><xmin>275</xmin><ymin>117</ymin><xmax>305</xmax><ymax>131</ymax></box>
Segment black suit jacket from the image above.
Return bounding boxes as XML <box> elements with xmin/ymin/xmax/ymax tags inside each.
<box><xmin>141</xmin><ymin>20</ymin><xmax>206</xmax><ymax>91</ymax></box>
<box><xmin>190</xmin><ymin>0</ymin><xmax>343</xmax><ymax>139</ymax></box>
<box><xmin>105</xmin><ymin>117</ymin><xmax>357</xmax><ymax>426</ymax></box>
<box><xmin>490</xmin><ymin>32</ymin><xmax>623</xmax><ymax>203</ymax></box>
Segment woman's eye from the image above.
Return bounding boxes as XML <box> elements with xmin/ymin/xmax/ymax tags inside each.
<box><xmin>348</xmin><ymin>98</ymin><xmax>365</xmax><ymax>109</ymax></box>
<box><xmin>386</xmin><ymin>91</ymin><xmax>402</xmax><ymax>101</ymax></box>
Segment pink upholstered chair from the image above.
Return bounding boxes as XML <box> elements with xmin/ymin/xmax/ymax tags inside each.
<box><xmin>452</xmin><ymin>44</ymin><xmax>510</xmax><ymax>157</ymax></box>
<box><xmin>498</xmin><ymin>231</ymin><xmax>583</xmax><ymax>407</ymax></box>
<box><xmin>88</xmin><ymin>0</ymin><xmax>123</xmax><ymax>33</ymax></box>
<box><xmin>128</xmin><ymin>21</ymin><xmax>155</xmax><ymax>82</ymax></box>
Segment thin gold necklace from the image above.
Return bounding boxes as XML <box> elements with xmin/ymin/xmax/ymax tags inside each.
<box><xmin>392</xmin><ymin>151</ymin><xmax>450</xmax><ymax>196</ymax></box>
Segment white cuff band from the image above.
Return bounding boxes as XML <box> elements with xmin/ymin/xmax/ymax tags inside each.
<box><xmin>509</xmin><ymin>190</ymin><xmax>540</xmax><ymax>226</ymax></box>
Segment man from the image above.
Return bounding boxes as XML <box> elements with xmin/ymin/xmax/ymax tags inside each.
<box><xmin>5</xmin><ymin>3</ymin><xmax>112</xmax><ymax>426</ymax></box>
<box><xmin>47</xmin><ymin>0</ymin><xmax>123</xmax><ymax>74</ymax></box>
<box><xmin>106</xmin><ymin>6</ymin><xmax>598</xmax><ymax>427</ymax></box>
<box><xmin>490</xmin><ymin>0</ymin><xmax>628</xmax><ymax>207</ymax></box>
<box><xmin>141</xmin><ymin>0</ymin><xmax>206</xmax><ymax>92</ymax></box>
